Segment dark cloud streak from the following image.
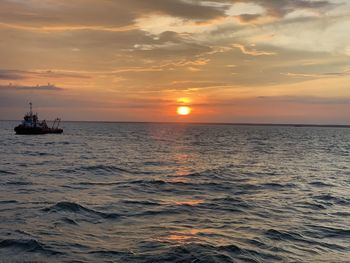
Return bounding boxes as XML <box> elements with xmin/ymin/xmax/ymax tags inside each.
<box><xmin>0</xmin><ymin>83</ymin><xmax>63</xmax><ymax>91</ymax></box>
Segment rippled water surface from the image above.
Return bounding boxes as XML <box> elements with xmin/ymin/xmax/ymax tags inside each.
<box><xmin>1</xmin><ymin>121</ymin><xmax>350</xmax><ymax>262</ymax></box>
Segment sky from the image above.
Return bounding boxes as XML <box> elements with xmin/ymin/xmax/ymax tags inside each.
<box><xmin>0</xmin><ymin>0</ymin><xmax>350</xmax><ymax>124</ymax></box>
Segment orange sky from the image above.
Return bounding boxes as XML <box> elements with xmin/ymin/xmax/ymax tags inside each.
<box><xmin>1</xmin><ymin>0</ymin><xmax>350</xmax><ymax>124</ymax></box>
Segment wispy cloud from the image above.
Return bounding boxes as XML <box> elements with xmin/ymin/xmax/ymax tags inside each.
<box><xmin>0</xmin><ymin>69</ymin><xmax>90</xmax><ymax>80</ymax></box>
<box><xmin>232</xmin><ymin>43</ymin><xmax>276</xmax><ymax>56</ymax></box>
<box><xmin>283</xmin><ymin>70</ymin><xmax>350</xmax><ymax>78</ymax></box>
<box><xmin>257</xmin><ymin>95</ymin><xmax>350</xmax><ymax>105</ymax></box>
<box><xmin>0</xmin><ymin>83</ymin><xmax>63</xmax><ymax>91</ymax></box>
<box><xmin>0</xmin><ymin>70</ymin><xmax>26</xmax><ymax>80</ymax></box>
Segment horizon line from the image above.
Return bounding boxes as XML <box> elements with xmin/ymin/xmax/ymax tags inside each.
<box><xmin>1</xmin><ymin>119</ymin><xmax>350</xmax><ymax>128</ymax></box>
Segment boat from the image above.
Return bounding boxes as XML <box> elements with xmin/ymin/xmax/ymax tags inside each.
<box><xmin>14</xmin><ymin>102</ymin><xmax>63</xmax><ymax>135</ymax></box>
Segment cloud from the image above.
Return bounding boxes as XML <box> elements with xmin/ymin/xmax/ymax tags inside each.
<box><xmin>0</xmin><ymin>83</ymin><xmax>63</xmax><ymax>91</ymax></box>
<box><xmin>257</xmin><ymin>95</ymin><xmax>350</xmax><ymax>105</ymax></box>
<box><xmin>0</xmin><ymin>69</ymin><xmax>90</xmax><ymax>80</ymax></box>
<box><xmin>0</xmin><ymin>69</ymin><xmax>26</xmax><ymax>80</ymax></box>
<box><xmin>236</xmin><ymin>13</ymin><xmax>262</xmax><ymax>23</ymax></box>
<box><xmin>0</xmin><ymin>0</ymin><xmax>336</xmax><ymax>31</ymax></box>
<box><xmin>232</xmin><ymin>43</ymin><xmax>276</xmax><ymax>56</ymax></box>
<box><xmin>225</xmin><ymin>0</ymin><xmax>335</xmax><ymax>18</ymax></box>
<box><xmin>283</xmin><ymin>70</ymin><xmax>350</xmax><ymax>78</ymax></box>
<box><xmin>0</xmin><ymin>0</ymin><xmax>229</xmax><ymax>31</ymax></box>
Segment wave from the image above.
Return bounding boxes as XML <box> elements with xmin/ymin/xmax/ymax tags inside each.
<box><xmin>265</xmin><ymin>229</ymin><xmax>307</xmax><ymax>243</ymax></box>
<box><xmin>0</xmin><ymin>169</ymin><xmax>16</xmax><ymax>175</ymax></box>
<box><xmin>128</xmin><ymin>179</ymin><xmax>188</xmax><ymax>186</ymax></box>
<box><xmin>89</xmin><ymin>250</ymin><xmax>131</xmax><ymax>256</ymax></box>
<box><xmin>129</xmin><ymin>242</ymin><xmax>283</xmax><ymax>262</ymax></box>
<box><xmin>44</xmin><ymin>141</ymin><xmax>70</xmax><ymax>145</ymax></box>
<box><xmin>307</xmin><ymin>225</ymin><xmax>350</xmax><ymax>239</ymax></box>
<box><xmin>0</xmin><ymin>200</ymin><xmax>18</xmax><ymax>204</ymax></box>
<box><xmin>309</xmin><ymin>181</ymin><xmax>334</xmax><ymax>187</ymax></box>
<box><xmin>42</xmin><ymin>201</ymin><xmax>121</xmax><ymax>219</ymax></box>
<box><xmin>77</xmin><ymin>179</ymin><xmax>187</xmax><ymax>188</ymax></box>
<box><xmin>210</xmin><ymin>196</ymin><xmax>252</xmax><ymax>209</ymax></box>
<box><xmin>79</xmin><ymin>165</ymin><xmax>131</xmax><ymax>173</ymax></box>
<box><xmin>122</xmin><ymin>199</ymin><xmax>161</xmax><ymax>206</ymax></box>
<box><xmin>262</xmin><ymin>182</ymin><xmax>296</xmax><ymax>189</ymax></box>
<box><xmin>22</xmin><ymin>151</ymin><xmax>53</xmax><ymax>157</ymax></box>
<box><xmin>332</xmin><ymin>211</ymin><xmax>350</xmax><ymax>217</ymax></box>
<box><xmin>296</xmin><ymin>201</ymin><xmax>328</xmax><ymax>210</ymax></box>
<box><xmin>314</xmin><ymin>194</ymin><xmax>350</xmax><ymax>206</ymax></box>
<box><xmin>0</xmin><ymin>239</ymin><xmax>61</xmax><ymax>255</ymax></box>
<box><xmin>132</xmin><ymin>207</ymin><xmax>187</xmax><ymax>217</ymax></box>
<box><xmin>143</xmin><ymin>161</ymin><xmax>174</xmax><ymax>166</ymax></box>
<box><xmin>4</xmin><ymin>181</ymin><xmax>32</xmax><ymax>186</ymax></box>
<box><xmin>61</xmin><ymin>217</ymin><xmax>79</xmax><ymax>225</ymax></box>
<box><xmin>122</xmin><ymin>179</ymin><xmax>233</xmax><ymax>191</ymax></box>
<box><xmin>78</xmin><ymin>181</ymin><xmax>121</xmax><ymax>186</ymax></box>
<box><xmin>265</xmin><ymin>228</ymin><xmax>347</xmax><ymax>251</ymax></box>
<box><xmin>58</xmin><ymin>164</ymin><xmax>132</xmax><ymax>175</ymax></box>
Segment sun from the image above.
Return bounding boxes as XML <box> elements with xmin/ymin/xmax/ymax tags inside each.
<box><xmin>177</xmin><ymin>106</ymin><xmax>192</xmax><ymax>116</ymax></box>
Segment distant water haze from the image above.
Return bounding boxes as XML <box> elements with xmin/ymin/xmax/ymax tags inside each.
<box><xmin>0</xmin><ymin>121</ymin><xmax>349</xmax><ymax>262</ymax></box>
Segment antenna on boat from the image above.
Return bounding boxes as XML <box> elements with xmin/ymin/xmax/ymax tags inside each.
<box><xmin>29</xmin><ymin>102</ymin><xmax>33</xmax><ymax>116</ymax></box>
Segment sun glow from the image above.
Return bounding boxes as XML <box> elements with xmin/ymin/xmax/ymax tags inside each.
<box><xmin>177</xmin><ymin>106</ymin><xmax>192</xmax><ymax>116</ymax></box>
<box><xmin>177</xmin><ymin>97</ymin><xmax>192</xmax><ymax>104</ymax></box>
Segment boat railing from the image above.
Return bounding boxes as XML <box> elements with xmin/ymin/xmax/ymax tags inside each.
<box><xmin>52</xmin><ymin>118</ymin><xmax>61</xmax><ymax>129</ymax></box>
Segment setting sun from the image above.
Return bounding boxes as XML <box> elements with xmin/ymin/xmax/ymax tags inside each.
<box><xmin>177</xmin><ymin>106</ymin><xmax>192</xmax><ymax>116</ymax></box>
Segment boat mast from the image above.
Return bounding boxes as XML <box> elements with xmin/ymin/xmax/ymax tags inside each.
<box><xmin>29</xmin><ymin>102</ymin><xmax>33</xmax><ymax>117</ymax></box>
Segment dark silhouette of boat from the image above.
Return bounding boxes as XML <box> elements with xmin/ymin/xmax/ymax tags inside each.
<box><xmin>14</xmin><ymin>103</ymin><xmax>63</xmax><ymax>135</ymax></box>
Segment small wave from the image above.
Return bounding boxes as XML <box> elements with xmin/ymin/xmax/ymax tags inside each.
<box><xmin>131</xmin><ymin>179</ymin><xmax>168</xmax><ymax>185</ymax></box>
<box><xmin>78</xmin><ymin>179</ymin><xmax>190</xmax><ymax>188</ymax></box>
<box><xmin>267</xmin><ymin>228</ymin><xmax>347</xmax><ymax>252</ymax></box>
<box><xmin>61</xmin><ymin>217</ymin><xmax>79</xmax><ymax>225</ymax></box>
<box><xmin>132</xmin><ymin>242</ymin><xmax>283</xmax><ymax>262</ymax></box>
<box><xmin>4</xmin><ymin>181</ymin><xmax>32</xmax><ymax>186</ymax></box>
<box><xmin>58</xmin><ymin>165</ymin><xmax>132</xmax><ymax>175</ymax></box>
<box><xmin>89</xmin><ymin>250</ymin><xmax>130</xmax><ymax>256</ymax></box>
<box><xmin>210</xmin><ymin>196</ymin><xmax>252</xmax><ymax>209</ymax></box>
<box><xmin>78</xmin><ymin>181</ymin><xmax>121</xmax><ymax>186</ymax></box>
<box><xmin>42</xmin><ymin>202</ymin><xmax>121</xmax><ymax>219</ymax></box>
<box><xmin>309</xmin><ymin>181</ymin><xmax>333</xmax><ymax>187</ymax></box>
<box><xmin>296</xmin><ymin>201</ymin><xmax>327</xmax><ymax>210</ymax></box>
<box><xmin>262</xmin><ymin>182</ymin><xmax>295</xmax><ymax>189</ymax></box>
<box><xmin>0</xmin><ymin>170</ymin><xmax>16</xmax><ymax>175</ymax></box>
<box><xmin>44</xmin><ymin>141</ymin><xmax>70</xmax><ymax>145</ymax></box>
<box><xmin>0</xmin><ymin>239</ymin><xmax>61</xmax><ymax>255</ymax></box>
<box><xmin>143</xmin><ymin>161</ymin><xmax>174</xmax><ymax>166</ymax></box>
<box><xmin>80</xmin><ymin>164</ymin><xmax>131</xmax><ymax>173</ymax></box>
<box><xmin>314</xmin><ymin>194</ymin><xmax>350</xmax><ymax>206</ymax></box>
<box><xmin>332</xmin><ymin>211</ymin><xmax>350</xmax><ymax>217</ymax></box>
<box><xmin>265</xmin><ymin>229</ymin><xmax>308</xmax><ymax>243</ymax></box>
<box><xmin>130</xmin><ymin>205</ymin><xmax>195</xmax><ymax>217</ymax></box>
<box><xmin>0</xmin><ymin>200</ymin><xmax>18</xmax><ymax>204</ymax></box>
<box><xmin>307</xmin><ymin>225</ymin><xmax>350</xmax><ymax>239</ymax></box>
<box><xmin>133</xmin><ymin>208</ymin><xmax>181</xmax><ymax>217</ymax></box>
<box><xmin>125</xmin><ymin>179</ymin><xmax>192</xmax><ymax>187</ymax></box>
<box><xmin>176</xmin><ymin>167</ymin><xmax>231</xmax><ymax>179</ymax></box>
<box><xmin>122</xmin><ymin>199</ymin><xmax>161</xmax><ymax>206</ymax></box>
<box><xmin>179</xmin><ymin>172</ymin><xmax>203</xmax><ymax>177</ymax></box>
<box><xmin>23</xmin><ymin>151</ymin><xmax>52</xmax><ymax>157</ymax></box>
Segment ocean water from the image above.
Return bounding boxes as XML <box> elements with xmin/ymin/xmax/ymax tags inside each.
<box><xmin>0</xmin><ymin>121</ymin><xmax>350</xmax><ymax>262</ymax></box>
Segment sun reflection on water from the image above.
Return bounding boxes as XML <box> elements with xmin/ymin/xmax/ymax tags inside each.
<box><xmin>165</xmin><ymin>229</ymin><xmax>202</xmax><ymax>243</ymax></box>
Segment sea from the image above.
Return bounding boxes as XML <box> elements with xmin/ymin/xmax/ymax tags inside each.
<box><xmin>0</xmin><ymin>121</ymin><xmax>349</xmax><ymax>262</ymax></box>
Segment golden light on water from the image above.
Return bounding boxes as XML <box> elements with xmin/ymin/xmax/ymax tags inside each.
<box><xmin>176</xmin><ymin>106</ymin><xmax>192</xmax><ymax>116</ymax></box>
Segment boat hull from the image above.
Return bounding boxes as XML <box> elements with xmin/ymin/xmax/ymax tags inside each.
<box><xmin>14</xmin><ymin>126</ymin><xmax>63</xmax><ymax>135</ymax></box>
